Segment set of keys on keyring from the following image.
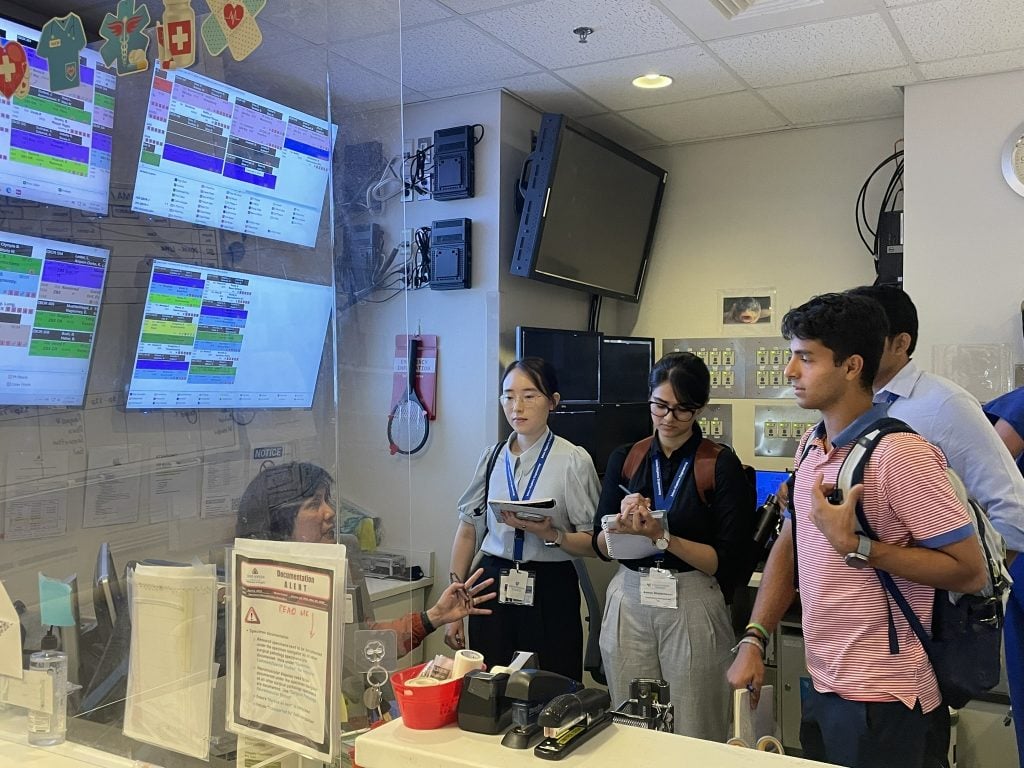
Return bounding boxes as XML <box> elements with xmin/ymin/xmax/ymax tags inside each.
<box><xmin>363</xmin><ymin>640</ymin><xmax>392</xmax><ymax>723</ymax></box>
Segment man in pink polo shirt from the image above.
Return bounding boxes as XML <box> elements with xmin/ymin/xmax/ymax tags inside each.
<box><xmin>727</xmin><ymin>292</ymin><xmax>986</xmax><ymax>768</ymax></box>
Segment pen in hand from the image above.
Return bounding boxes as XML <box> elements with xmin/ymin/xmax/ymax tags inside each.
<box><xmin>618</xmin><ymin>484</ymin><xmax>630</xmax><ymax>495</ymax></box>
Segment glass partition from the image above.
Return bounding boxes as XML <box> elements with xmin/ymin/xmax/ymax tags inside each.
<box><xmin>0</xmin><ymin>0</ymin><xmax>413</xmax><ymax>765</ymax></box>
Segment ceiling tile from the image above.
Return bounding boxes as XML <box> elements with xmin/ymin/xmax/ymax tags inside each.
<box><xmin>576</xmin><ymin>113</ymin><xmax>663</xmax><ymax>151</ymax></box>
<box><xmin>890</xmin><ymin>0</ymin><xmax>1024</xmax><ymax>61</ymax></box>
<box><xmin>436</xmin><ymin>0</ymin><xmax>528</xmax><ymax>12</ymax></box>
<box><xmin>422</xmin><ymin>72</ymin><xmax>607</xmax><ymax>118</ymax></box>
<box><xmin>257</xmin><ymin>0</ymin><xmax>451</xmax><ymax>45</ymax></box>
<box><xmin>469</xmin><ymin>0</ymin><xmax>694</xmax><ymax>69</ymax></box>
<box><xmin>883</xmin><ymin>0</ymin><xmax>920</xmax><ymax>5</ymax></box>
<box><xmin>328</xmin><ymin>53</ymin><xmax>405</xmax><ymax>106</ymax></box>
<box><xmin>662</xmin><ymin>0</ymin><xmax>880</xmax><ymax>41</ymax></box>
<box><xmin>332</xmin><ymin>19</ymin><xmax>539</xmax><ymax>92</ymax></box>
<box><xmin>622</xmin><ymin>91</ymin><xmax>786</xmax><ymax>143</ymax></box>
<box><xmin>556</xmin><ymin>45</ymin><xmax>744</xmax><ymax>111</ymax></box>
<box><xmin>708</xmin><ymin>13</ymin><xmax>907</xmax><ymax>87</ymax></box>
<box><xmin>918</xmin><ymin>48</ymin><xmax>1024</xmax><ymax>79</ymax></box>
<box><xmin>759</xmin><ymin>67</ymin><xmax>915</xmax><ymax>124</ymax></box>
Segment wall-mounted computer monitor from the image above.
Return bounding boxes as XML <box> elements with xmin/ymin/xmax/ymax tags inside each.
<box><xmin>0</xmin><ymin>17</ymin><xmax>115</xmax><ymax>215</ymax></box>
<box><xmin>132</xmin><ymin>68</ymin><xmax>334</xmax><ymax>248</ymax></box>
<box><xmin>125</xmin><ymin>260</ymin><xmax>333</xmax><ymax>409</ymax></box>
<box><xmin>755</xmin><ymin>470</ymin><xmax>791</xmax><ymax>507</ymax></box>
<box><xmin>516</xmin><ymin>326</ymin><xmax>601</xmax><ymax>404</ymax></box>
<box><xmin>0</xmin><ymin>231</ymin><xmax>110</xmax><ymax>405</ymax></box>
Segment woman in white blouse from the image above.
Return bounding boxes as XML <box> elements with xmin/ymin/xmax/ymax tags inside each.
<box><xmin>445</xmin><ymin>357</ymin><xmax>600</xmax><ymax>681</ymax></box>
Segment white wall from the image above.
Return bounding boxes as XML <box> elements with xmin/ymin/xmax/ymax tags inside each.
<box><xmin>904</xmin><ymin>70</ymin><xmax>1024</xmax><ymax>378</ymax></box>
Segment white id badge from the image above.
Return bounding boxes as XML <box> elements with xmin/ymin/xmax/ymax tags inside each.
<box><xmin>499</xmin><ymin>567</ymin><xmax>536</xmax><ymax>606</ymax></box>
<box><xmin>639</xmin><ymin>567</ymin><xmax>677</xmax><ymax>609</ymax></box>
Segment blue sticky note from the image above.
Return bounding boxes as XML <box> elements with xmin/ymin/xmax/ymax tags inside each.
<box><xmin>38</xmin><ymin>573</ymin><xmax>76</xmax><ymax>627</ymax></box>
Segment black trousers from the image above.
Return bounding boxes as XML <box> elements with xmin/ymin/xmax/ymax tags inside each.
<box><xmin>800</xmin><ymin>688</ymin><xmax>943</xmax><ymax>768</ymax></box>
<box><xmin>468</xmin><ymin>555</ymin><xmax>583</xmax><ymax>682</ymax></box>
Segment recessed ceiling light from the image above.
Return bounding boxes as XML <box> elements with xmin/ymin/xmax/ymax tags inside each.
<box><xmin>632</xmin><ymin>73</ymin><xmax>673</xmax><ymax>89</ymax></box>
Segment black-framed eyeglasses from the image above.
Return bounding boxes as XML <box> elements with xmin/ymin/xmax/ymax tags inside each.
<box><xmin>648</xmin><ymin>400</ymin><xmax>698</xmax><ymax>421</ymax></box>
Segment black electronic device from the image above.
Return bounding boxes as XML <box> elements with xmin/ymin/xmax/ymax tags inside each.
<box><xmin>457</xmin><ymin>669</ymin><xmax>514</xmax><ymax>734</ymax></box>
<box><xmin>431</xmin><ymin>125</ymin><xmax>475</xmax><ymax>200</ymax></box>
<box><xmin>600</xmin><ymin>336</ymin><xmax>654</xmax><ymax>404</ymax></box>
<box><xmin>429</xmin><ymin>218</ymin><xmax>471</xmax><ymax>290</ymax></box>
<box><xmin>340</xmin><ymin>140</ymin><xmax>385</xmax><ymax>206</ymax></box>
<box><xmin>516</xmin><ymin>326</ymin><xmax>601</xmax><ymax>403</ymax></box>
<box><xmin>511</xmin><ymin>113</ymin><xmax>667</xmax><ymax>303</ymax></box>
<box><xmin>340</xmin><ymin>223</ymin><xmax>383</xmax><ymax>294</ymax></box>
<box><xmin>874</xmin><ymin>209</ymin><xmax>903</xmax><ymax>286</ymax></box>
<box><xmin>611</xmin><ymin>678</ymin><xmax>673</xmax><ymax>731</ymax></box>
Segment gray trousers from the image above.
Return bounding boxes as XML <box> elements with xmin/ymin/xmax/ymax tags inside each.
<box><xmin>599</xmin><ymin>565</ymin><xmax>733</xmax><ymax>741</ymax></box>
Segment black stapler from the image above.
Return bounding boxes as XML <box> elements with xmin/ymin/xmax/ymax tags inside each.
<box><xmin>500</xmin><ymin>670</ymin><xmax>581</xmax><ymax>749</ymax></box>
<box><xmin>534</xmin><ymin>688</ymin><xmax>612</xmax><ymax>760</ymax></box>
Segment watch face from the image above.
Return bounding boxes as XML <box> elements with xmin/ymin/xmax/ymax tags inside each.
<box><xmin>655</xmin><ymin>536</ymin><xmax>669</xmax><ymax>551</ymax></box>
<box><xmin>844</xmin><ymin>552</ymin><xmax>870</xmax><ymax>569</ymax></box>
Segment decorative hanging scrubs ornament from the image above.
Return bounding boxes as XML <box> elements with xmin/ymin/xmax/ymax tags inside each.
<box><xmin>0</xmin><ymin>41</ymin><xmax>28</xmax><ymax>100</ymax></box>
<box><xmin>156</xmin><ymin>0</ymin><xmax>196</xmax><ymax>70</ymax></box>
<box><xmin>38</xmin><ymin>14</ymin><xmax>87</xmax><ymax>92</ymax></box>
<box><xmin>99</xmin><ymin>0</ymin><xmax>151</xmax><ymax>76</ymax></box>
<box><xmin>201</xmin><ymin>0</ymin><xmax>265</xmax><ymax>61</ymax></box>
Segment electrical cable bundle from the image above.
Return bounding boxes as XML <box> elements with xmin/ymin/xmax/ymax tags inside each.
<box><xmin>855</xmin><ymin>145</ymin><xmax>904</xmax><ymax>262</ymax></box>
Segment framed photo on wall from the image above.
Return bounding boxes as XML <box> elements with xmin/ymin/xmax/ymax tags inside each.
<box><xmin>720</xmin><ymin>289</ymin><xmax>778</xmax><ymax>334</ymax></box>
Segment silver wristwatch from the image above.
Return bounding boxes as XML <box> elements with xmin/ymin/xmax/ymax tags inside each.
<box><xmin>844</xmin><ymin>535</ymin><xmax>872</xmax><ymax>569</ymax></box>
<box><xmin>543</xmin><ymin>529</ymin><xmax>564</xmax><ymax>548</ymax></box>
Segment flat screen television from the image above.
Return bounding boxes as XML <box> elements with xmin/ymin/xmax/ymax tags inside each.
<box><xmin>132</xmin><ymin>68</ymin><xmax>335</xmax><ymax>248</ymax></box>
<box><xmin>0</xmin><ymin>16</ymin><xmax>115</xmax><ymax>214</ymax></box>
<box><xmin>510</xmin><ymin>113</ymin><xmax>667</xmax><ymax>303</ymax></box>
<box><xmin>516</xmin><ymin>326</ymin><xmax>601</xmax><ymax>404</ymax></box>
<box><xmin>0</xmin><ymin>230</ymin><xmax>110</xmax><ymax>405</ymax></box>
<box><xmin>126</xmin><ymin>260</ymin><xmax>333</xmax><ymax>409</ymax></box>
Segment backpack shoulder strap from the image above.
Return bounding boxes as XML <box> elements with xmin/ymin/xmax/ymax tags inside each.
<box><xmin>472</xmin><ymin>441</ymin><xmax>504</xmax><ymax>516</ymax></box>
<box><xmin>836</xmin><ymin>417</ymin><xmax>917</xmax><ymax>497</ymax></box>
<box><xmin>621</xmin><ymin>436</ymin><xmax>653</xmax><ymax>486</ymax></box>
<box><xmin>695</xmin><ymin>439</ymin><xmax>724</xmax><ymax>505</ymax></box>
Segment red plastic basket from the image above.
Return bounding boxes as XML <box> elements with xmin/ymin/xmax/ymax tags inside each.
<box><xmin>391</xmin><ymin>662</ymin><xmax>463</xmax><ymax>729</ymax></box>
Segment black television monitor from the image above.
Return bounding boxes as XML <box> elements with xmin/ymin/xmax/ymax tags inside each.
<box><xmin>516</xmin><ymin>326</ymin><xmax>600</xmax><ymax>404</ymax></box>
<box><xmin>600</xmin><ymin>336</ymin><xmax>654</xmax><ymax>404</ymax></box>
<box><xmin>547</xmin><ymin>403</ymin><xmax>651</xmax><ymax>476</ymax></box>
<box><xmin>510</xmin><ymin>113</ymin><xmax>667</xmax><ymax>303</ymax></box>
<box><xmin>125</xmin><ymin>260</ymin><xmax>333</xmax><ymax>410</ymax></box>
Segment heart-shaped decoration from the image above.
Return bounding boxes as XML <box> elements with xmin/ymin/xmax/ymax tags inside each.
<box><xmin>224</xmin><ymin>3</ymin><xmax>245</xmax><ymax>30</ymax></box>
<box><xmin>0</xmin><ymin>42</ymin><xmax>28</xmax><ymax>100</ymax></box>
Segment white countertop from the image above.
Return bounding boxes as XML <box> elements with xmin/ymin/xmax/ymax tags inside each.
<box><xmin>355</xmin><ymin>717</ymin><xmax>821</xmax><ymax>768</ymax></box>
<box><xmin>364</xmin><ymin>576</ymin><xmax>433</xmax><ymax>602</ymax></box>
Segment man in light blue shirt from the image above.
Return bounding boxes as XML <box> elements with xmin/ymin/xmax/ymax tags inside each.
<box><xmin>849</xmin><ymin>285</ymin><xmax>1024</xmax><ymax>768</ymax></box>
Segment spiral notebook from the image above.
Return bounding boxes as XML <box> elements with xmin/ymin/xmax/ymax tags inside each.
<box><xmin>601</xmin><ymin>512</ymin><xmax>664</xmax><ymax>560</ymax></box>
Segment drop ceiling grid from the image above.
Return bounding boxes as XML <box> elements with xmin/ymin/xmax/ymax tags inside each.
<box><xmin>467</xmin><ymin>0</ymin><xmax>695</xmax><ymax>69</ymax></box>
<box><xmin>621</xmin><ymin>90</ymin><xmax>788</xmax><ymax>143</ymax></box>
<box><xmin>917</xmin><ymin>48</ymin><xmax>1024</xmax><ymax>80</ymax></box>
<box><xmin>707</xmin><ymin>14</ymin><xmax>909</xmax><ymax>87</ymax></box>
<box><xmin>757</xmin><ymin>66</ymin><xmax>917</xmax><ymax>124</ymax></box>
<box><xmin>417</xmin><ymin>72</ymin><xmax>609</xmax><ymax>118</ymax></box>
<box><xmin>554</xmin><ymin>45</ymin><xmax>747</xmax><ymax>111</ymax></box>
<box><xmin>889</xmin><ymin>0</ymin><xmax>1024</xmax><ymax>61</ymax></box>
<box><xmin>327</xmin><ymin>53</ymin><xmax>412</xmax><ymax>107</ymax></box>
<box><xmin>576</xmin><ymin>113</ymin><xmax>665</xmax><ymax>149</ymax></box>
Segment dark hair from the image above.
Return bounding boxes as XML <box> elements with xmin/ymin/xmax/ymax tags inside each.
<box><xmin>236</xmin><ymin>462</ymin><xmax>333</xmax><ymax>541</ymax></box>
<box><xmin>728</xmin><ymin>297</ymin><xmax>762</xmax><ymax>319</ymax></box>
<box><xmin>846</xmin><ymin>284</ymin><xmax>919</xmax><ymax>355</ymax></box>
<box><xmin>781</xmin><ymin>292</ymin><xmax>887</xmax><ymax>391</ymax></box>
<box><xmin>502</xmin><ymin>357</ymin><xmax>559</xmax><ymax>399</ymax></box>
<box><xmin>649</xmin><ymin>352</ymin><xmax>710</xmax><ymax>409</ymax></box>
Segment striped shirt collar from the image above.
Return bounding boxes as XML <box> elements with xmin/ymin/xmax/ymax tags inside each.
<box><xmin>813</xmin><ymin>402</ymin><xmax>892</xmax><ymax>451</ymax></box>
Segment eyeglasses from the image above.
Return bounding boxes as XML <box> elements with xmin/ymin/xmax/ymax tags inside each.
<box><xmin>500</xmin><ymin>393</ymin><xmax>546</xmax><ymax>407</ymax></box>
<box><xmin>649</xmin><ymin>400</ymin><xmax>698</xmax><ymax>421</ymax></box>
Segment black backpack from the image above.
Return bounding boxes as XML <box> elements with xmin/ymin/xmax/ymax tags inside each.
<box><xmin>800</xmin><ymin>416</ymin><xmax>1009</xmax><ymax>709</ymax></box>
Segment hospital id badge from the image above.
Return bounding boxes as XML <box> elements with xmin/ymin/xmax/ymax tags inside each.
<box><xmin>639</xmin><ymin>567</ymin><xmax>677</xmax><ymax>609</ymax></box>
<box><xmin>499</xmin><ymin>567</ymin><xmax>535</xmax><ymax>606</ymax></box>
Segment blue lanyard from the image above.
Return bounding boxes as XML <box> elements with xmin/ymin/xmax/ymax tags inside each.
<box><xmin>652</xmin><ymin>451</ymin><xmax>691</xmax><ymax>511</ymax></box>
<box><xmin>505</xmin><ymin>431</ymin><xmax>554</xmax><ymax>562</ymax></box>
<box><xmin>505</xmin><ymin>431</ymin><xmax>554</xmax><ymax>501</ymax></box>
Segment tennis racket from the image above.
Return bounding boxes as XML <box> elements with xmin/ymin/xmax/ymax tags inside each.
<box><xmin>387</xmin><ymin>337</ymin><xmax>429</xmax><ymax>455</ymax></box>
